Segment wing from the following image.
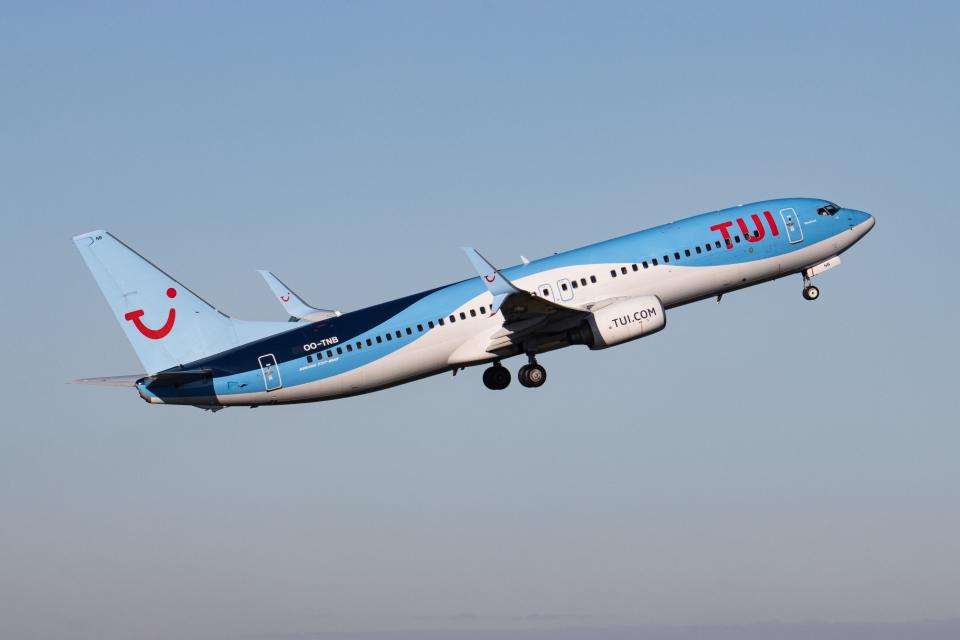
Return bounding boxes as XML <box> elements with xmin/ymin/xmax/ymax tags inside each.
<box><xmin>461</xmin><ymin>248</ymin><xmax>590</xmax><ymax>354</ymax></box>
<box><xmin>257</xmin><ymin>270</ymin><xmax>341</xmax><ymax>321</ymax></box>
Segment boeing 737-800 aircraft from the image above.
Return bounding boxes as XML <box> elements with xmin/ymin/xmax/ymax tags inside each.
<box><xmin>74</xmin><ymin>198</ymin><xmax>874</xmax><ymax>410</ymax></box>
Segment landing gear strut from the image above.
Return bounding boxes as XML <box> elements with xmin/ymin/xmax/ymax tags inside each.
<box><xmin>518</xmin><ymin>354</ymin><xmax>547</xmax><ymax>388</ymax></box>
<box><xmin>482</xmin><ymin>362</ymin><xmax>511</xmax><ymax>390</ymax></box>
<box><xmin>802</xmin><ymin>274</ymin><xmax>820</xmax><ymax>301</ymax></box>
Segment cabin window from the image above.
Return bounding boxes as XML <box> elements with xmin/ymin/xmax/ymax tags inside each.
<box><xmin>346</xmin><ymin>344</ymin><xmax>353</xmax><ymax>352</ymax></box>
<box><xmin>366</xmin><ymin>338</ymin><xmax>373</xmax><ymax>347</ymax></box>
<box><xmin>439</xmin><ymin>318</ymin><xmax>445</xmax><ymax>326</ymax></box>
<box><xmin>571</xmin><ymin>280</ymin><xmax>578</xmax><ymax>289</ymax></box>
<box><xmin>632</xmin><ymin>264</ymin><xmax>638</xmax><ymax>271</ymax></box>
<box><xmin>327</xmin><ymin>350</ymin><xmax>333</xmax><ymax>357</ymax></box>
<box><xmin>652</xmin><ymin>258</ymin><xmax>659</xmax><ymax>266</ymax></box>
<box><xmin>449</xmin><ymin>315</ymin><xmax>456</xmax><ymax>323</ymax></box>
<box><xmin>685</xmin><ymin>249</ymin><xmax>691</xmax><ymax>257</ymax></box>
<box><xmin>355</xmin><ymin>341</ymin><xmax>362</xmax><ymax>349</ymax></box>
<box><xmin>673</xmin><ymin>252</ymin><xmax>679</xmax><ymax>260</ymax></box>
<box><xmin>663</xmin><ymin>255</ymin><xmax>669</xmax><ymax>263</ymax></box>
<box><xmin>561</xmin><ymin>282</ymin><xmax>568</xmax><ymax>291</ymax></box>
<box><xmin>427</xmin><ymin>321</ymin><xmax>434</xmax><ymax>329</ymax></box>
<box><xmin>695</xmin><ymin>246</ymin><xmax>701</xmax><ymax>254</ymax></box>
<box><xmin>459</xmin><ymin>312</ymin><xmax>466</xmax><ymax>320</ymax></box>
<box><xmin>589</xmin><ymin>276</ymin><xmax>596</xmax><ymax>283</ymax></box>
<box><xmin>393</xmin><ymin>330</ymin><xmax>400</xmax><ymax>338</ymax></box>
<box><xmin>469</xmin><ymin>309</ymin><xmax>476</xmax><ymax>317</ymax></box>
<box><xmin>306</xmin><ymin>354</ymin><xmax>313</xmax><ymax>363</ymax></box>
<box><xmin>621</xmin><ymin>266</ymin><xmax>628</xmax><ymax>275</ymax></box>
<box><xmin>336</xmin><ymin>347</ymin><xmax>343</xmax><ymax>355</ymax></box>
<box><xmin>405</xmin><ymin>327</ymin><xmax>412</xmax><ymax>335</ymax></box>
<box><xmin>610</xmin><ymin>269</ymin><xmax>617</xmax><ymax>277</ymax></box>
<box><xmin>706</xmin><ymin>243</ymin><xmax>712</xmax><ymax>252</ymax></box>
<box><xmin>734</xmin><ymin>235</ymin><xmax>741</xmax><ymax>243</ymax></box>
<box><xmin>715</xmin><ymin>240</ymin><xmax>722</xmax><ymax>249</ymax></box>
<box><xmin>480</xmin><ymin>306</ymin><xmax>486</xmax><ymax>314</ymax></box>
<box><xmin>376</xmin><ymin>336</ymin><xmax>383</xmax><ymax>343</ymax></box>
<box><xmin>417</xmin><ymin>324</ymin><xmax>424</xmax><ymax>331</ymax></box>
<box><xmin>386</xmin><ymin>333</ymin><xmax>392</xmax><ymax>341</ymax></box>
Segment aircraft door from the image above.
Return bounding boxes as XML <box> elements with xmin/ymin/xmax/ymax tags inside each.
<box><xmin>557</xmin><ymin>278</ymin><xmax>574</xmax><ymax>301</ymax></box>
<box><xmin>536</xmin><ymin>283</ymin><xmax>556</xmax><ymax>301</ymax></box>
<box><xmin>258</xmin><ymin>354</ymin><xmax>283</xmax><ymax>391</ymax></box>
<box><xmin>779</xmin><ymin>208</ymin><xmax>804</xmax><ymax>244</ymax></box>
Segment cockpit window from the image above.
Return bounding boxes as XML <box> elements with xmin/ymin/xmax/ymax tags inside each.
<box><xmin>817</xmin><ymin>203</ymin><xmax>841</xmax><ymax>216</ymax></box>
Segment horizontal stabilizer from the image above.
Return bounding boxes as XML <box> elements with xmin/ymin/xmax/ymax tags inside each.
<box><xmin>70</xmin><ymin>375</ymin><xmax>144</xmax><ymax>387</ymax></box>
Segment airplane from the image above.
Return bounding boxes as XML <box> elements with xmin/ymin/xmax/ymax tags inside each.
<box><xmin>72</xmin><ymin>197</ymin><xmax>874</xmax><ymax>410</ymax></box>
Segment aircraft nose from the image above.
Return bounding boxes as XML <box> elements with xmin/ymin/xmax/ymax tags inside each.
<box><xmin>846</xmin><ymin>209</ymin><xmax>875</xmax><ymax>234</ymax></box>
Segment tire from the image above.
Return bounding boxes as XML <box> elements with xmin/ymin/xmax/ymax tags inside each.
<box><xmin>519</xmin><ymin>364</ymin><xmax>546</xmax><ymax>388</ymax></box>
<box><xmin>483</xmin><ymin>365</ymin><xmax>511</xmax><ymax>390</ymax></box>
<box><xmin>803</xmin><ymin>285</ymin><xmax>820</xmax><ymax>301</ymax></box>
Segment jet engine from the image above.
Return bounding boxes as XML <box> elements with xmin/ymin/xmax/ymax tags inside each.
<box><xmin>569</xmin><ymin>295</ymin><xmax>666</xmax><ymax>349</ymax></box>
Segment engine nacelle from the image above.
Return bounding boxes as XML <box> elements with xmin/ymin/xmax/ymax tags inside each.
<box><xmin>572</xmin><ymin>295</ymin><xmax>666</xmax><ymax>349</ymax></box>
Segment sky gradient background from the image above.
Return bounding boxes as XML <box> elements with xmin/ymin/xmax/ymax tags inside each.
<box><xmin>1</xmin><ymin>2</ymin><xmax>958</xmax><ymax>639</ymax></box>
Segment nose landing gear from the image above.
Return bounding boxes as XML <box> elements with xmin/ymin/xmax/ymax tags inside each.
<box><xmin>802</xmin><ymin>274</ymin><xmax>820</xmax><ymax>301</ymax></box>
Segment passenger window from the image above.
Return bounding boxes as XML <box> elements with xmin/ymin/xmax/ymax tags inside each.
<box><xmin>589</xmin><ymin>276</ymin><xmax>596</xmax><ymax>283</ymax></box>
<box><xmin>674</xmin><ymin>252</ymin><xmax>680</xmax><ymax>260</ymax></box>
<box><xmin>652</xmin><ymin>258</ymin><xmax>659</xmax><ymax>266</ymax></box>
<box><xmin>715</xmin><ymin>241</ymin><xmax>722</xmax><ymax>249</ymax></box>
<box><xmin>336</xmin><ymin>347</ymin><xmax>343</xmax><ymax>355</ymax></box>
<box><xmin>610</xmin><ymin>269</ymin><xmax>617</xmax><ymax>277</ymax></box>
<box><xmin>306</xmin><ymin>354</ymin><xmax>313</xmax><ymax>363</ymax></box>
<box><xmin>427</xmin><ymin>321</ymin><xmax>434</xmax><ymax>329</ymax></box>
<box><xmin>469</xmin><ymin>310</ymin><xmax>476</xmax><ymax>317</ymax></box>
<box><xmin>734</xmin><ymin>235</ymin><xmax>741</xmax><ymax>243</ymax></box>
<box><xmin>376</xmin><ymin>336</ymin><xmax>382</xmax><ymax>343</ymax></box>
<box><xmin>663</xmin><ymin>255</ymin><xmax>669</xmax><ymax>263</ymax></box>
<box><xmin>706</xmin><ymin>243</ymin><xmax>712</xmax><ymax>251</ymax></box>
<box><xmin>479</xmin><ymin>306</ymin><xmax>486</xmax><ymax>314</ymax></box>
<box><xmin>395</xmin><ymin>330</ymin><xmax>402</xmax><ymax>338</ymax></box>
<box><xmin>346</xmin><ymin>344</ymin><xmax>353</xmax><ymax>352</ymax></box>
<box><xmin>571</xmin><ymin>280</ymin><xmax>578</xmax><ymax>289</ymax></box>
<box><xmin>620</xmin><ymin>266</ymin><xmax>627</xmax><ymax>274</ymax></box>
<box><xmin>561</xmin><ymin>283</ymin><xmax>568</xmax><ymax>291</ymax></box>
<box><xmin>695</xmin><ymin>246</ymin><xmax>701</xmax><ymax>254</ymax></box>
<box><xmin>327</xmin><ymin>350</ymin><xmax>333</xmax><ymax>357</ymax></box>
<box><xmin>404</xmin><ymin>327</ymin><xmax>411</xmax><ymax>335</ymax></box>
<box><xmin>642</xmin><ymin>260</ymin><xmax>649</xmax><ymax>268</ymax></box>
<box><xmin>355</xmin><ymin>341</ymin><xmax>362</xmax><ymax>349</ymax></box>
<box><xmin>632</xmin><ymin>264</ymin><xmax>638</xmax><ymax>271</ymax></box>
<box><xmin>438</xmin><ymin>318</ymin><xmax>445</xmax><ymax>326</ymax></box>
<box><xmin>366</xmin><ymin>338</ymin><xmax>372</xmax><ymax>346</ymax></box>
<box><xmin>417</xmin><ymin>324</ymin><xmax>424</xmax><ymax>331</ymax></box>
<box><xmin>449</xmin><ymin>315</ymin><xmax>456</xmax><ymax>323</ymax></box>
<box><xmin>386</xmin><ymin>333</ymin><xmax>392</xmax><ymax>341</ymax></box>
<box><xmin>459</xmin><ymin>312</ymin><xmax>466</xmax><ymax>320</ymax></box>
<box><xmin>685</xmin><ymin>249</ymin><xmax>691</xmax><ymax>257</ymax></box>
<box><xmin>542</xmin><ymin>287</ymin><xmax>549</xmax><ymax>295</ymax></box>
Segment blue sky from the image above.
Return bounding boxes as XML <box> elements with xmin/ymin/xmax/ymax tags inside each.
<box><xmin>1</xmin><ymin>2</ymin><xmax>958</xmax><ymax>639</ymax></box>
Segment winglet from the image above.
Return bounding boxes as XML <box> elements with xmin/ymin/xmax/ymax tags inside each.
<box><xmin>257</xmin><ymin>270</ymin><xmax>340</xmax><ymax>321</ymax></box>
<box><xmin>461</xmin><ymin>248</ymin><xmax>523</xmax><ymax>315</ymax></box>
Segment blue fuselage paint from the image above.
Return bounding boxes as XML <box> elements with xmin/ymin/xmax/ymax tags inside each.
<box><xmin>141</xmin><ymin>198</ymin><xmax>874</xmax><ymax>406</ymax></box>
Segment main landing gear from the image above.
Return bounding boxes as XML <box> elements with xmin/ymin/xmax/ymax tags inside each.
<box><xmin>802</xmin><ymin>274</ymin><xmax>820</xmax><ymax>301</ymax></box>
<box><xmin>482</xmin><ymin>356</ymin><xmax>547</xmax><ymax>390</ymax></box>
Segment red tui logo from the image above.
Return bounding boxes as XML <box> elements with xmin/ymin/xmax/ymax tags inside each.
<box><xmin>124</xmin><ymin>288</ymin><xmax>177</xmax><ymax>339</ymax></box>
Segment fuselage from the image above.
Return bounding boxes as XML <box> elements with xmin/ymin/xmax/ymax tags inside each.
<box><xmin>137</xmin><ymin>198</ymin><xmax>875</xmax><ymax>407</ymax></box>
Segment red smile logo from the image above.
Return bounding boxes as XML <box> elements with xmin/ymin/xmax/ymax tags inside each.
<box><xmin>124</xmin><ymin>288</ymin><xmax>177</xmax><ymax>340</ymax></box>
<box><xmin>280</xmin><ymin>293</ymin><xmax>291</xmax><ymax>302</ymax></box>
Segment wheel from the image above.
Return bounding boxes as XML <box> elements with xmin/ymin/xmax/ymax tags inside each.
<box><xmin>519</xmin><ymin>364</ymin><xmax>546</xmax><ymax>388</ymax></box>
<box><xmin>482</xmin><ymin>364</ymin><xmax>511</xmax><ymax>390</ymax></box>
<box><xmin>802</xmin><ymin>285</ymin><xmax>820</xmax><ymax>301</ymax></box>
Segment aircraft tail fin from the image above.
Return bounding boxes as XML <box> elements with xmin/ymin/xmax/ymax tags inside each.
<box><xmin>73</xmin><ymin>231</ymin><xmax>292</xmax><ymax>374</ymax></box>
